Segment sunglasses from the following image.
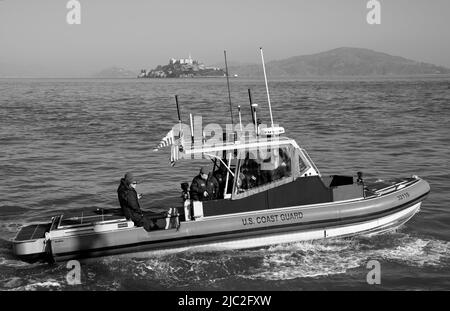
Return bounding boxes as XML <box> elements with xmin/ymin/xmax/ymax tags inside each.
<box><xmin>131</xmin><ymin>182</ymin><xmax>138</xmax><ymax>185</ymax></box>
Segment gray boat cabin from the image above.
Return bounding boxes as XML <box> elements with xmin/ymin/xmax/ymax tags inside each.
<box><xmin>178</xmin><ymin>130</ymin><xmax>365</xmax><ymax>221</ymax></box>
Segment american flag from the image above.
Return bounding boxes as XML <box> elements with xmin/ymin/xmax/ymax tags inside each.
<box><xmin>153</xmin><ymin>129</ymin><xmax>175</xmax><ymax>151</ymax></box>
<box><xmin>154</xmin><ymin>129</ymin><xmax>184</xmax><ymax>166</ymax></box>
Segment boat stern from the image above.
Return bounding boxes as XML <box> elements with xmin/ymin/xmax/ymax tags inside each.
<box><xmin>11</xmin><ymin>223</ymin><xmax>51</xmax><ymax>263</ymax></box>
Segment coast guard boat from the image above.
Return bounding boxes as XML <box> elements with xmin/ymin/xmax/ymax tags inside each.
<box><xmin>11</xmin><ymin>49</ymin><xmax>430</xmax><ymax>263</ymax></box>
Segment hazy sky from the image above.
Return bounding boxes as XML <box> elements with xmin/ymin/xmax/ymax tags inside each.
<box><xmin>1</xmin><ymin>0</ymin><xmax>449</xmax><ymax>76</ymax></box>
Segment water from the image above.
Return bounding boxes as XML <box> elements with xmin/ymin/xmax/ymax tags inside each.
<box><xmin>0</xmin><ymin>76</ymin><xmax>449</xmax><ymax>290</ymax></box>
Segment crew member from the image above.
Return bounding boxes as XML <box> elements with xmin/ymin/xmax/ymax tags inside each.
<box><xmin>117</xmin><ymin>172</ymin><xmax>156</xmax><ymax>231</ymax></box>
<box><xmin>213</xmin><ymin>164</ymin><xmax>228</xmax><ymax>199</ymax></box>
<box><xmin>190</xmin><ymin>166</ymin><xmax>219</xmax><ymax>201</ymax></box>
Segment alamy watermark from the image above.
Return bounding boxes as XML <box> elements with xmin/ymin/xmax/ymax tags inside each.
<box><xmin>366</xmin><ymin>0</ymin><xmax>381</xmax><ymax>25</ymax></box>
<box><xmin>64</xmin><ymin>1</ymin><xmax>380</xmax><ymax>26</ymax></box>
<box><xmin>162</xmin><ymin>120</ymin><xmax>285</xmax><ymax>161</ymax></box>
<box><xmin>66</xmin><ymin>0</ymin><xmax>81</xmax><ymax>25</ymax></box>
<box><xmin>66</xmin><ymin>260</ymin><xmax>81</xmax><ymax>285</ymax></box>
<box><xmin>366</xmin><ymin>259</ymin><xmax>381</xmax><ymax>285</ymax></box>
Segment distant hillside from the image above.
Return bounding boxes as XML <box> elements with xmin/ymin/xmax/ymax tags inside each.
<box><xmin>0</xmin><ymin>62</ymin><xmax>63</xmax><ymax>78</ymax></box>
<box><xmin>229</xmin><ymin>47</ymin><xmax>450</xmax><ymax>77</ymax></box>
<box><xmin>94</xmin><ymin>67</ymin><xmax>136</xmax><ymax>78</ymax></box>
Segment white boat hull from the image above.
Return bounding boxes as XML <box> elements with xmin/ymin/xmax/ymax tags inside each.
<box><xmin>158</xmin><ymin>202</ymin><xmax>421</xmax><ymax>252</ymax></box>
<box><xmin>12</xmin><ymin>177</ymin><xmax>429</xmax><ymax>262</ymax></box>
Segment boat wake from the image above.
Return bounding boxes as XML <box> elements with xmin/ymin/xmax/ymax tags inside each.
<box><xmin>7</xmin><ymin>280</ymin><xmax>63</xmax><ymax>291</ymax></box>
<box><xmin>92</xmin><ymin>230</ymin><xmax>450</xmax><ymax>289</ymax></box>
<box><xmin>242</xmin><ymin>232</ymin><xmax>450</xmax><ymax>280</ymax></box>
<box><xmin>1</xmin><ymin>230</ymin><xmax>448</xmax><ymax>290</ymax></box>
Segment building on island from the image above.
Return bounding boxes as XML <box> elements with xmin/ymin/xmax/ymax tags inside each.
<box><xmin>169</xmin><ymin>53</ymin><xmax>195</xmax><ymax>65</ymax></box>
<box><xmin>138</xmin><ymin>69</ymin><xmax>147</xmax><ymax>78</ymax></box>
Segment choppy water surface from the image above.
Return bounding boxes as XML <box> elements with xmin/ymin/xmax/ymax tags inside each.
<box><xmin>0</xmin><ymin>77</ymin><xmax>449</xmax><ymax>290</ymax></box>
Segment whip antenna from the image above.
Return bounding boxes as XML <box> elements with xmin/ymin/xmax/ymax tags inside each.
<box><xmin>189</xmin><ymin>113</ymin><xmax>194</xmax><ymax>144</ymax></box>
<box><xmin>260</xmin><ymin>47</ymin><xmax>274</xmax><ymax>128</ymax></box>
<box><xmin>248</xmin><ymin>88</ymin><xmax>258</xmax><ymax>136</ymax></box>
<box><xmin>174</xmin><ymin>95</ymin><xmax>182</xmax><ymax>138</ymax></box>
<box><xmin>238</xmin><ymin>105</ymin><xmax>243</xmax><ymax>132</ymax></box>
<box><xmin>224</xmin><ymin>50</ymin><xmax>234</xmax><ymax>128</ymax></box>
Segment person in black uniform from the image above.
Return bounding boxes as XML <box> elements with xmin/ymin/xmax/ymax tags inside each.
<box><xmin>190</xmin><ymin>166</ymin><xmax>219</xmax><ymax>201</ymax></box>
<box><xmin>213</xmin><ymin>164</ymin><xmax>228</xmax><ymax>199</ymax></box>
<box><xmin>117</xmin><ymin>172</ymin><xmax>156</xmax><ymax>231</ymax></box>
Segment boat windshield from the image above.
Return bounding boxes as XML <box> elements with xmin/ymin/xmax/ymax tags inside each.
<box><xmin>233</xmin><ymin>145</ymin><xmax>293</xmax><ymax>195</ymax></box>
<box><xmin>181</xmin><ymin>136</ymin><xmax>320</xmax><ymax>199</ymax></box>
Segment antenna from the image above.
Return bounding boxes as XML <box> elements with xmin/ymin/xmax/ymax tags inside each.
<box><xmin>248</xmin><ymin>89</ymin><xmax>258</xmax><ymax>136</ymax></box>
<box><xmin>224</xmin><ymin>50</ymin><xmax>234</xmax><ymax>128</ymax></box>
<box><xmin>238</xmin><ymin>105</ymin><xmax>243</xmax><ymax>132</ymax></box>
<box><xmin>175</xmin><ymin>95</ymin><xmax>182</xmax><ymax>138</ymax></box>
<box><xmin>260</xmin><ymin>47</ymin><xmax>274</xmax><ymax>128</ymax></box>
<box><xmin>189</xmin><ymin>113</ymin><xmax>194</xmax><ymax>144</ymax></box>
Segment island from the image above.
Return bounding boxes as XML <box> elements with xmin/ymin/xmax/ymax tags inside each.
<box><xmin>138</xmin><ymin>55</ymin><xmax>226</xmax><ymax>78</ymax></box>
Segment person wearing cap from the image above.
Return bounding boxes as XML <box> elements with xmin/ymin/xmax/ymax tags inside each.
<box><xmin>213</xmin><ymin>164</ymin><xmax>228</xmax><ymax>199</ymax></box>
<box><xmin>189</xmin><ymin>166</ymin><xmax>219</xmax><ymax>201</ymax></box>
<box><xmin>117</xmin><ymin>172</ymin><xmax>156</xmax><ymax>231</ymax></box>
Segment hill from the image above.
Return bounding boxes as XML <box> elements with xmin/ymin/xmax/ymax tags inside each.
<box><xmin>94</xmin><ymin>67</ymin><xmax>137</xmax><ymax>78</ymax></box>
<box><xmin>229</xmin><ymin>47</ymin><xmax>450</xmax><ymax>77</ymax></box>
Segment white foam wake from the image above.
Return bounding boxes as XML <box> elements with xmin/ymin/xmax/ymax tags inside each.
<box><xmin>241</xmin><ymin>233</ymin><xmax>450</xmax><ymax>280</ymax></box>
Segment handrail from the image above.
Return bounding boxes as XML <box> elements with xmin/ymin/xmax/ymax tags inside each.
<box><xmin>184</xmin><ymin>137</ymin><xmax>296</xmax><ymax>155</ymax></box>
<box><xmin>301</xmin><ymin>148</ymin><xmax>321</xmax><ymax>176</ymax></box>
<box><xmin>204</xmin><ymin>153</ymin><xmax>235</xmax><ymax>177</ymax></box>
<box><xmin>372</xmin><ymin>179</ymin><xmax>417</xmax><ymax>195</ymax></box>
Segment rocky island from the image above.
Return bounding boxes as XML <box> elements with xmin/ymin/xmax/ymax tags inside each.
<box><xmin>138</xmin><ymin>55</ymin><xmax>226</xmax><ymax>78</ymax></box>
